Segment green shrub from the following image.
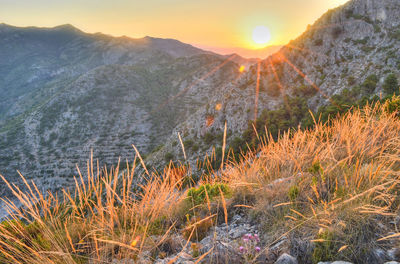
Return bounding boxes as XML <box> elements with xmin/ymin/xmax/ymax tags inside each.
<box><xmin>383</xmin><ymin>73</ymin><xmax>399</xmax><ymax>95</ymax></box>
<box><xmin>385</xmin><ymin>96</ymin><xmax>400</xmax><ymax>117</ymax></box>
<box><xmin>331</xmin><ymin>27</ymin><xmax>342</xmax><ymax>39</ymax></box>
<box><xmin>362</xmin><ymin>74</ymin><xmax>378</xmax><ymax>94</ymax></box>
<box><xmin>308</xmin><ymin>160</ymin><xmax>324</xmax><ymax>175</ymax></box>
<box><xmin>183</xmin><ymin>139</ymin><xmax>194</xmax><ymax>149</ymax></box>
<box><xmin>294</xmin><ymin>85</ymin><xmax>317</xmax><ymax>97</ymax></box>
<box><xmin>288</xmin><ymin>185</ymin><xmax>299</xmax><ymax>201</ymax></box>
<box><xmin>152</xmin><ymin>144</ymin><xmax>164</xmax><ymax>153</ymax></box>
<box><xmin>187</xmin><ymin>183</ymin><xmax>231</xmax><ymax>207</ymax></box>
<box><xmin>345</xmin><ymin>9</ymin><xmax>353</xmax><ymax>19</ymax></box>
<box><xmin>231</xmin><ymin>95</ymin><xmax>313</xmax><ymax>157</ymax></box>
<box><xmin>192</xmin><ymin>144</ymin><xmax>199</xmax><ymax>152</ymax></box>
<box><xmin>353</xmin><ymin>37</ymin><xmax>369</xmax><ymax>45</ymax></box>
<box><xmin>148</xmin><ymin>216</ymin><xmax>168</xmax><ymax>236</ymax></box>
<box><xmin>182</xmin><ymin>215</ymin><xmax>215</xmax><ymax>242</ymax></box>
<box><xmin>203</xmin><ymin>132</ymin><xmax>215</xmax><ymax>144</ymax></box>
<box><xmin>0</xmin><ymin>220</ymin><xmax>52</xmax><ymax>255</ymax></box>
<box><xmin>347</xmin><ymin>76</ymin><xmax>356</xmax><ymax>86</ymax></box>
<box><xmin>389</xmin><ymin>29</ymin><xmax>400</xmax><ymax>40</ymax></box>
<box><xmin>266</xmin><ymin>83</ymin><xmax>281</xmax><ymax>97</ymax></box>
<box><xmin>191</xmin><ymin>243</ymin><xmax>201</xmax><ymax>258</ymax></box>
<box><xmin>164</xmin><ymin>152</ymin><xmax>174</xmax><ymax>162</ymax></box>
<box><xmin>314</xmin><ymin>39</ymin><xmax>323</xmax><ymax>46</ymax></box>
<box><xmin>230</xmin><ymin>136</ymin><xmax>246</xmax><ymax>154</ymax></box>
<box><xmin>361</xmin><ymin>46</ymin><xmax>374</xmax><ymax>53</ymax></box>
<box><xmin>312</xmin><ymin>230</ymin><xmax>338</xmax><ymax>263</ymax></box>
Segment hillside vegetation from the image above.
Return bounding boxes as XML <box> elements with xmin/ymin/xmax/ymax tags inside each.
<box><xmin>1</xmin><ymin>98</ymin><xmax>400</xmax><ymax>263</ymax></box>
<box><xmin>2</xmin><ymin>0</ymin><xmax>400</xmax><ymax>199</ymax></box>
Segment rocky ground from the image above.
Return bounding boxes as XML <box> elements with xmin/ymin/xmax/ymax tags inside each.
<box><xmin>111</xmin><ymin>211</ymin><xmax>400</xmax><ymax>263</ymax></box>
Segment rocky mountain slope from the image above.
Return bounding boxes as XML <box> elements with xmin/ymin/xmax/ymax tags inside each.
<box><xmin>147</xmin><ymin>0</ymin><xmax>400</xmax><ymax>169</ymax></box>
<box><xmin>0</xmin><ymin>24</ymin><xmax>244</xmax><ymax>196</ymax></box>
<box><xmin>1</xmin><ymin>0</ymin><xmax>400</xmax><ymax>199</ymax></box>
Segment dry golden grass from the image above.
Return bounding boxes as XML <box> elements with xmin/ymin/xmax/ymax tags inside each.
<box><xmin>223</xmin><ymin>102</ymin><xmax>400</xmax><ymax>261</ymax></box>
<box><xmin>0</xmin><ymin>155</ymin><xmax>194</xmax><ymax>263</ymax></box>
<box><xmin>0</xmin><ymin>102</ymin><xmax>399</xmax><ymax>263</ymax></box>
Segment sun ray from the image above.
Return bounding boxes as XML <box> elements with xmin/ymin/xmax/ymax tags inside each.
<box><xmin>278</xmin><ymin>53</ymin><xmax>342</xmax><ymax>109</ymax></box>
<box><xmin>254</xmin><ymin>59</ymin><xmax>261</xmax><ymax>121</ymax></box>
<box><xmin>267</xmin><ymin>58</ymin><xmax>291</xmax><ymax>111</ymax></box>
<box><xmin>278</xmin><ymin>54</ymin><xmax>327</xmax><ymax>98</ymax></box>
<box><xmin>282</xmin><ymin>47</ymin><xmax>326</xmax><ymax>76</ymax></box>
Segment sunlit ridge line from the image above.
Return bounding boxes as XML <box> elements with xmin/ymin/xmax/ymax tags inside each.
<box><xmin>308</xmin><ymin>20</ymin><xmax>355</xmax><ymax>31</ymax></box>
<box><xmin>285</xmin><ymin>44</ymin><xmax>329</xmax><ymax>59</ymax></box>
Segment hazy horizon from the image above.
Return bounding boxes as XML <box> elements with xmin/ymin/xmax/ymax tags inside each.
<box><xmin>0</xmin><ymin>21</ymin><xmax>281</xmax><ymax>59</ymax></box>
<box><xmin>0</xmin><ymin>0</ymin><xmax>349</xmax><ymax>58</ymax></box>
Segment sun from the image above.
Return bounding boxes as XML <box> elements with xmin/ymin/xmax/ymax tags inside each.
<box><xmin>252</xmin><ymin>25</ymin><xmax>271</xmax><ymax>45</ymax></box>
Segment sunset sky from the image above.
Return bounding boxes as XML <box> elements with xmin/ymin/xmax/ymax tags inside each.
<box><xmin>0</xmin><ymin>0</ymin><xmax>349</xmax><ymax>57</ymax></box>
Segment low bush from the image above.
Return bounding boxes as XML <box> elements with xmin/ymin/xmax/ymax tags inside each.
<box><xmin>383</xmin><ymin>73</ymin><xmax>399</xmax><ymax>95</ymax></box>
<box><xmin>384</xmin><ymin>96</ymin><xmax>400</xmax><ymax>116</ymax></box>
<box><xmin>312</xmin><ymin>230</ymin><xmax>338</xmax><ymax>263</ymax></box>
<box><xmin>182</xmin><ymin>215</ymin><xmax>215</xmax><ymax>242</ymax></box>
<box><xmin>186</xmin><ymin>183</ymin><xmax>231</xmax><ymax>208</ymax></box>
<box><xmin>362</xmin><ymin>74</ymin><xmax>378</xmax><ymax>94</ymax></box>
<box><xmin>164</xmin><ymin>152</ymin><xmax>174</xmax><ymax>162</ymax></box>
<box><xmin>203</xmin><ymin>132</ymin><xmax>215</xmax><ymax>144</ymax></box>
<box><xmin>314</xmin><ymin>39</ymin><xmax>323</xmax><ymax>46</ymax></box>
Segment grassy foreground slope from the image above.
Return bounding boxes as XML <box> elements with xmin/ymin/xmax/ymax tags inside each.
<box><xmin>1</xmin><ymin>99</ymin><xmax>400</xmax><ymax>263</ymax></box>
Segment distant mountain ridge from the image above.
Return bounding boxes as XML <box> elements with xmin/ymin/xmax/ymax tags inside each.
<box><xmin>0</xmin><ymin>23</ymin><xmax>212</xmax><ymax>122</ymax></box>
<box><xmin>197</xmin><ymin>44</ymin><xmax>282</xmax><ymax>60</ymax></box>
<box><xmin>0</xmin><ymin>22</ymin><xmax>249</xmax><ymax>198</ymax></box>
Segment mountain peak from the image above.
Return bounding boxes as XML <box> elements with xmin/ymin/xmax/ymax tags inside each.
<box><xmin>0</xmin><ymin>22</ymin><xmax>14</xmax><ymax>26</ymax></box>
<box><xmin>0</xmin><ymin>23</ymin><xmax>14</xmax><ymax>32</ymax></box>
<box><xmin>52</xmin><ymin>24</ymin><xmax>82</xmax><ymax>33</ymax></box>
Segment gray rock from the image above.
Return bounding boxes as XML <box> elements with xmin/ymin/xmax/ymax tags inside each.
<box><xmin>232</xmin><ymin>214</ymin><xmax>242</xmax><ymax>223</ymax></box>
<box><xmin>275</xmin><ymin>253</ymin><xmax>298</xmax><ymax>264</ymax></box>
<box><xmin>200</xmin><ymin>241</ymin><xmax>242</xmax><ymax>264</ymax></box>
<box><xmin>384</xmin><ymin>262</ymin><xmax>400</xmax><ymax>264</ymax></box>
<box><xmin>318</xmin><ymin>260</ymin><xmax>353</xmax><ymax>264</ymax></box>
<box><xmin>156</xmin><ymin>252</ymin><xmax>194</xmax><ymax>264</ymax></box>
<box><xmin>388</xmin><ymin>248</ymin><xmax>400</xmax><ymax>261</ymax></box>
<box><xmin>374</xmin><ymin>247</ymin><xmax>390</xmax><ymax>263</ymax></box>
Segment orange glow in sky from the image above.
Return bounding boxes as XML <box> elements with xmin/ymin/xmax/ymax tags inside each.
<box><xmin>0</xmin><ymin>0</ymin><xmax>349</xmax><ymax>57</ymax></box>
